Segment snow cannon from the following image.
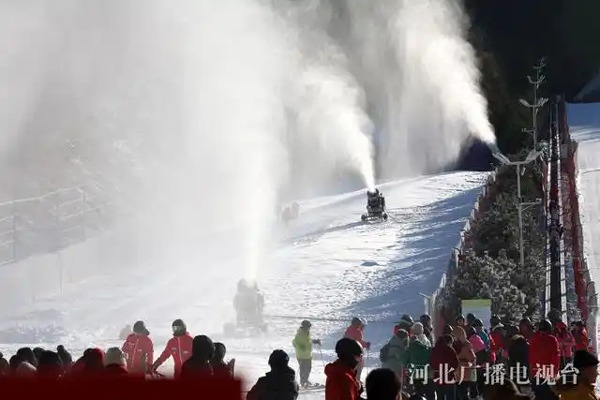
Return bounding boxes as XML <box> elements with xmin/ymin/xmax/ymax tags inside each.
<box><xmin>281</xmin><ymin>202</ymin><xmax>300</xmax><ymax>224</ymax></box>
<box><xmin>224</xmin><ymin>279</ymin><xmax>267</xmax><ymax>337</ymax></box>
<box><xmin>361</xmin><ymin>187</ymin><xmax>388</xmax><ymax>222</ymax></box>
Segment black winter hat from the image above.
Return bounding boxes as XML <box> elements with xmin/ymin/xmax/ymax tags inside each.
<box><xmin>133</xmin><ymin>320</ymin><xmax>150</xmax><ymax>335</ymax></box>
<box><xmin>335</xmin><ymin>338</ymin><xmax>363</xmax><ymax>357</ymax></box>
<box><xmin>366</xmin><ymin>368</ymin><xmax>401</xmax><ymax>400</ymax></box>
<box><xmin>573</xmin><ymin>350</ymin><xmax>599</xmax><ymax>371</ymax></box>
<box><xmin>38</xmin><ymin>350</ymin><xmax>62</xmax><ymax>369</ymax></box>
<box><xmin>56</xmin><ymin>345</ymin><xmax>73</xmax><ymax>365</ymax></box>
<box><xmin>192</xmin><ymin>335</ymin><xmax>215</xmax><ymax>361</ymax></box>
<box><xmin>268</xmin><ymin>349</ymin><xmax>289</xmax><ymax>368</ymax></box>
<box><xmin>214</xmin><ymin>342</ymin><xmax>226</xmax><ymax>360</ymax></box>
<box><xmin>537</xmin><ymin>319</ymin><xmax>552</xmax><ymax>333</ymax></box>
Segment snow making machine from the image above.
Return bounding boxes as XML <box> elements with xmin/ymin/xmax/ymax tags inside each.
<box><xmin>361</xmin><ymin>188</ymin><xmax>388</xmax><ymax>221</ymax></box>
<box><xmin>223</xmin><ymin>279</ymin><xmax>268</xmax><ymax>337</ymax></box>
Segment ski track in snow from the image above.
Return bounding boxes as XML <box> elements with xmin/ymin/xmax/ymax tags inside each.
<box><xmin>0</xmin><ymin>171</ymin><xmax>488</xmax><ymax>398</ymax></box>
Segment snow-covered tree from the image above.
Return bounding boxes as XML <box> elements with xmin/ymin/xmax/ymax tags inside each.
<box><xmin>449</xmin><ymin>162</ymin><xmax>546</xmax><ymax>323</ymax></box>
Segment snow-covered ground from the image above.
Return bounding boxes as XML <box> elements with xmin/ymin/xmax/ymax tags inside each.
<box><xmin>567</xmin><ymin>102</ymin><xmax>600</xmax><ymax>353</ymax></box>
<box><xmin>0</xmin><ymin>171</ymin><xmax>487</xmax><ymax>398</ymax></box>
<box><xmin>568</xmin><ymin>103</ymin><xmax>600</xmax><ymax>283</ymax></box>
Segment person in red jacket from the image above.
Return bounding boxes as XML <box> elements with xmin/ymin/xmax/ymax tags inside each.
<box><xmin>325</xmin><ymin>338</ymin><xmax>364</xmax><ymax>400</ymax></box>
<box><xmin>554</xmin><ymin>321</ymin><xmax>576</xmax><ymax>367</ymax></box>
<box><xmin>572</xmin><ymin>321</ymin><xmax>590</xmax><ymax>351</ymax></box>
<box><xmin>122</xmin><ymin>320</ymin><xmax>154</xmax><ymax>374</ymax></box>
<box><xmin>490</xmin><ymin>325</ymin><xmax>507</xmax><ymax>363</ymax></box>
<box><xmin>151</xmin><ymin>319</ymin><xmax>193</xmax><ymax>377</ymax></box>
<box><xmin>344</xmin><ymin>317</ymin><xmax>370</xmax><ymax>381</ymax></box>
<box><xmin>430</xmin><ymin>334</ymin><xmax>459</xmax><ymax>400</ymax></box>
<box><xmin>70</xmin><ymin>348</ymin><xmax>105</xmax><ymax>376</ymax></box>
<box><xmin>528</xmin><ymin>320</ymin><xmax>560</xmax><ymax>384</ymax></box>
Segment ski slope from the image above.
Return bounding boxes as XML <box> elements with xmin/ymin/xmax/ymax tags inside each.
<box><xmin>567</xmin><ymin>104</ymin><xmax>600</xmax><ymax>282</ymax></box>
<box><xmin>0</xmin><ymin>171</ymin><xmax>488</xmax><ymax>398</ymax></box>
<box><xmin>567</xmin><ymin>103</ymin><xmax>600</xmax><ymax>338</ymax></box>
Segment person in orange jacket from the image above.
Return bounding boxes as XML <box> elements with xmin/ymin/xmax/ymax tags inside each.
<box><xmin>325</xmin><ymin>338</ymin><xmax>364</xmax><ymax>400</ymax></box>
<box><xmin>122</xmin><ymin>320</ymin><xmax>154</xmax><ymax>373</ymax></box>
<box><xmin>344</xmin><ymin>317</ymin><xmax>371</xmax><ymax>381</ymax></box>
<box><xmin>151</xmin><ymin>319</ymin><xmax>193</xmax><ymax>377</ymax></box>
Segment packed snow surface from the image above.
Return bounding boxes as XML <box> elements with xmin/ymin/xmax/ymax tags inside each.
<box><xmin>568</xmin><ymin>103</ymin><xmax>600</xmax><ymax>354</ymax></box>
<box><xmin>0</xmin><ymin>171</ymin><xmax>487</xmax><ymax>397</ymax></box>
<box><xmin>568</xmin><ymin>104</ymin><xmax>600</xmax><ymax>282</ymax></box>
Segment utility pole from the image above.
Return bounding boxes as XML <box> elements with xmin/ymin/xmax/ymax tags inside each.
<box><xmin>493</xmin><ymin>150</ymin><xmax>544</xmax><ymax>267</ymax></box>
<box><xmin>520</xmin><ymin>57</ymin><xmax>547</xmax><ymax>149</ymax></box>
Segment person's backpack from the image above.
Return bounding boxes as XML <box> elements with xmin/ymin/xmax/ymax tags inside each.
<box><xmin>379</xmin><ymin>343</ymin><xmax>391</xmax><ymax>363</ymax></box>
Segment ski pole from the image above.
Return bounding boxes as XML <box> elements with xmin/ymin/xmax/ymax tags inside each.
<box><xmin>318</xmin><ymin>344</ymin><xmax>326</xmax><ymax>369</ymax></box>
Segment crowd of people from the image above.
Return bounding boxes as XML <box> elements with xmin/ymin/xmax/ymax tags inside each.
<box><xmin>0</xmin><ymin>312</ymin><xmax>598</xmax><ymax>400</ymax></box>
<box><xmin>0</xmin><ymin>319</ymin><xmax>233</xmax><ymax>379</ymax></box>
<box><xmin>372</xmin><ymin>312</ymin><xmax>595</xmax><ymax>400</ymax></box>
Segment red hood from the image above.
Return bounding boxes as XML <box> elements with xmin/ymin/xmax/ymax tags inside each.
<box><xmin>325</xmin><ymin>360</ymin><xmax>355</xmax><ymax>378</ymax></box>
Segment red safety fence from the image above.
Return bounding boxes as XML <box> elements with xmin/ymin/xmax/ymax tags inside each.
<box><xmin>560</xmin><ymin>98</ymin><xmax>597</xmax><ymax>353</ymax></box>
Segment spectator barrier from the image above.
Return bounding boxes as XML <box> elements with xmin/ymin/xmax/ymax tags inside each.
<box><xmin>426</xmin><ymin>170</ymin><xmax>498</xmax><ymax>338</ymax></box>
<box><xmin>561</xmin><ymin>98</ymin><xmax>598</xmax><ymax>353</ymax></box>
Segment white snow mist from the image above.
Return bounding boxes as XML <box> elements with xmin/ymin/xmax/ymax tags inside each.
<box><xmin>275</xmin><ymin>1</ymin><xmax>377</xmax><ymax>197</ymax></box>
<box><xmin>319</xmin><ymin>0</ymin><xmax>496</xmax><ymax>178</ymax></box>
<box><xmin>0</xmin><ymin>0</ymin><xmax>291</xmax><ymax>283</ymax></box>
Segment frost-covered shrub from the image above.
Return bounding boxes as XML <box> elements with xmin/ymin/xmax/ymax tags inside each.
<box><xmin>448</xmin><ymin>163</ymin><xmax>546</xmax><ymax>322</ymax></box>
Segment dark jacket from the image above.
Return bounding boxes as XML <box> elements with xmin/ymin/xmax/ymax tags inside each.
<box><xmin>180</xmin><ymin>335</ymin><xmax>214</xmax><ymax>379</ymax></box>
<box><xmin>103</xmin><ymin>364</ymin><xmax>129</xmax><ymax>377</ymax></box>
<box><xmin>247</xmin><ymin>367</ymin><xmax>299</xmax><ymax>400</ymax></box>
<box><xmin>508</xmin><ymin>335</ymin><xmax>529</xmax><ymax>372</ymax></box>
<box><xmin>180</xmin><ymin>358</ymin><xmax>213</xmax><ymax>378</ymax></box>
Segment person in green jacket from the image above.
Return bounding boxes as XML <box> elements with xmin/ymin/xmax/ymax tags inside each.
<box><xmin>382</xmin><ymin>328</ymin><xmax>410</xmax><ymax>378</ymax></box>
<box><xmin>406</xmin><ymin>322</ymin><xmax>433</xmax><ymax>399</ymax></box>
<box><xmin>292</xmin><ymin>320</ymin><xmax>321</xmax><ymax>388</ymax></box>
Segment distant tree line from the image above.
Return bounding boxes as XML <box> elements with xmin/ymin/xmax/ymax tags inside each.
<box><xmin>464</xmin><ymin>0</ymin><xmax>600</xmax><ymax>154</ymax></box>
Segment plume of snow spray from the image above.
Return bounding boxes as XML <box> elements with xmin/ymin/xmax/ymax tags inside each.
<box><xmin>288</xmin><ymin>61</ymin><xmax>376</xmax><ymax>191</ymax></box>
<box><xmin>0</xmin><ymin>0</ymin><xmax>291</xmax><ymax>284</ymax></box>
<box><xmin>278</xmin><ymin>2</ymin><xmax>377</xmax><ymax>194</ymax></box>
<box><xmin>318</xmin><ymin>0</ymin><xmax>496</xmax><ymax>178</ymax></box>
